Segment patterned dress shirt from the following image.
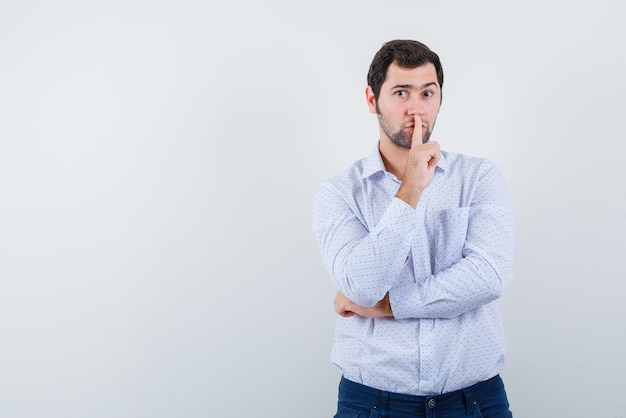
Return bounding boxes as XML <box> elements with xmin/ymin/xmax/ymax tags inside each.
<box><xmin>312</xmin><ymin>144</ymin><xmax>515</xmax><ymax>395</ymax></box>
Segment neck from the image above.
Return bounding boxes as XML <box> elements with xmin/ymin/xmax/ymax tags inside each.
<box><xmin>379</xmin><ymin>137</ymin><xmax>408</xmax><ymax>181</ymax></box>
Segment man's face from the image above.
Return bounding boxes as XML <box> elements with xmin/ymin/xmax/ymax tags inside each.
<box><xmin>367</xmin><ymin>62</ymin><xmax>442</xmax><ymax>148</ymax></box>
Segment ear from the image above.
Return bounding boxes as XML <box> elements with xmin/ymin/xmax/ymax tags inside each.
<box><xmin>365</xmin><ymin>86</ymin><xmax>377</xmax><ymax>114</ymax></box>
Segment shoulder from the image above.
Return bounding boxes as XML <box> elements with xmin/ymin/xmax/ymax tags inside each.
<box><xmin>312</xmin><ymin>156</ymin><xmax>375</xmax><ymax>219</ymax></box>
<box><xmin>441</xmin><ymin>150</ymin><xmax>502</xmax><ymax>179</ymax></box>
<box><xmin>442</xmin><ymin>150</ymin><xmax>511</xmax><ymax>206</ymax></box>
<box><xmin>316</xmin><ymin>155</ymin><xmax>374</xmax><ymax>195</ymax></box>
<box><xmin>442</xmin><ymin>150</ymin><xmax>495</xmax><ymax>169</ymax></box>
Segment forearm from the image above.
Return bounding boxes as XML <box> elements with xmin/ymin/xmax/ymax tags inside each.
<box><xmin>313</xmin><ymin>181</ymin><xmax>421</xmax><ymax>307</ymax></box>
<box><xmin>390</xmin><ymin>253</ymin><xmax>511</xmax><ymax>319</ymax></box>
<box><xmin>326</xmin><ymin>198</ymin><xmax>419</xmax><ymax>306</ymax></box>
<box><xmin>334</xmin><ymin>291</ymin><xmax>393</xmax><ymax>318</ymax></box>
<box><xmin>390</xmin><ymin>206</ymin><xmax>515</xmax><ymax>319</ymax></box>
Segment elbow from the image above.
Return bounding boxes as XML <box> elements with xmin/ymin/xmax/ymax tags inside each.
<box><xmin>484</xmin><ymin>261</ymin><xmax>513</xmax><ymax>302</ymax></box>
<box><xmin>483</xmin><ymin>280</ymin><xmax>505</xmax><ymax>304</ymax></box>
<box><xmin>336</xmin><ymin>267</ymin><xmax>389</xmax><ymax>308</ymax></box>
<box><xmin>341</xmin><ymin>277</ymin><xmax>388</xmax><ymax>307</ymax></box>
<box><xmin>334</xmin><ymin>257</ymin><xmax>393</xmax><ymax>308</ymax></box>
<box><xmin>466</xmin><ymin>253</ymin><xmax>512</xmax><ymax>305</ymax></box>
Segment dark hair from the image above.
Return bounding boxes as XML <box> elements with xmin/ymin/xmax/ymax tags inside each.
<box><xmin>367</xmin><ymin>39</ymin><xmax>444</xmax><ymax>101</ymax></box>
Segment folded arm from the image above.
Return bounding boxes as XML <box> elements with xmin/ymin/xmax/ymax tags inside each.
<box><xmin>390</xmin><ymin>202</ymin><xmax>515</xmax><ymax>319</ymax></box>
<box><xmin>313</xmin><ymin>185</ymin><xmax>419</xmax><ymax>307</ymax></box>
<box><xmin>324</xmin><ymin>162</ymin><xmax>515</xmax><ymax>320</ymax></box>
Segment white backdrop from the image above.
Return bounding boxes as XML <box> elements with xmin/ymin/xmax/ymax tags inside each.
<box><xmin>1</xmin><ymin>1</ymin><xmax>624</xmax><ymax>417</ymax></box>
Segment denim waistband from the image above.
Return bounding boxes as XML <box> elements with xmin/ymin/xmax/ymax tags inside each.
<box><xmin>339</xmin><ymin>374</ymin><xmax>503</xmax><ymax>415</ymax></box>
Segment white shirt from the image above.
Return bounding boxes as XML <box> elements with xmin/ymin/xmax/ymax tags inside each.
<box><xmin>312</xmin><ymin>144</ymin><xmax>515</xmax><ymax>395</ymax></box>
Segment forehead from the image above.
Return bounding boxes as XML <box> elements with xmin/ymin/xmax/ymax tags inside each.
<box><xmin>383</xmin><ymin>62</ymin><xmax>439</xmax><ymax>88</ymax></box>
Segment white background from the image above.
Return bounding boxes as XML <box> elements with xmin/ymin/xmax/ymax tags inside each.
<box><xmin>1</xmin><ymin>1</ymin><xmax>624</xmax><ymax>417</ymax></box>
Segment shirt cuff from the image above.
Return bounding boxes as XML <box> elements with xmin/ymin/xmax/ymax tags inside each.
<box><xmin>389</xmin><ymin>282</ymin><xmax>423</xmax><ymax>320</ymax></box>
<box><xmin>374</xmin><ymin>197</ymin><xmax>421</xmax><ymax>244</ymax></box>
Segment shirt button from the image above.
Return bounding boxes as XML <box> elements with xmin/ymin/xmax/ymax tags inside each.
<box><xmin>427</xmin><ymin>398</ymin><xmax>436</xmax><ymax>408</ymax></box>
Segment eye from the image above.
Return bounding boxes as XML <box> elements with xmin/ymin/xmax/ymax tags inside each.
<box><xmin>394</xmin><ymin>90</ymin><xmax>407</xmax><ymax>97</ymax></box>
<box><xmin>423</xmin><ymin>91</ymin><xmax>433</xmax><ymax>97</ymax></box>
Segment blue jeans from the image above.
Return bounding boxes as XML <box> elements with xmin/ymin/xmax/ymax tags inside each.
<box><xmin>334</xmin><ymin>375</ymin><xmax>512</xmax><ymax>418</ymax></box>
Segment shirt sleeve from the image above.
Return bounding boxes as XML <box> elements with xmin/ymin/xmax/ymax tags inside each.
<box><xmin>389</xmin><ymin>162</ymin><xmax>515</xmax><ymax>319</ymax></box>
<box><xmin>312</xmin><ymin>181</ymin><xmax>421</xmax><ymax>307</ymax></box>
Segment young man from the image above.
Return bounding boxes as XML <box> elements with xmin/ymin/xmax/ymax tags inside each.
<box><xmin>312</xmin><ymin>40</ymin><xmax>515</xmax><ymax>417</ymax></box>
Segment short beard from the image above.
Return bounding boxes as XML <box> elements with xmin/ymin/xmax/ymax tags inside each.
<box><xmin>376</xmin><ymin>109</ymin><xmax>433</xmax><ymax>149</ymax></box>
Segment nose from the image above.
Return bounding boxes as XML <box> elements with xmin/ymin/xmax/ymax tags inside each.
<box><xmin>407</xmin><ymin>99</ymin><xmax>426</xmax><ymax>117</ymax></box>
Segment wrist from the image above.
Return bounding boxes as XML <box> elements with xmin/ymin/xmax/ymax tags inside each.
<box><xmin>379</xmin><ymin>292</ymin><xmax>394</xmax><ymax>317</ymax></box>
<box><xmin>396</xmin><ymin>183</ymin><xmax>422</xmax><ymax>209</ymax></box>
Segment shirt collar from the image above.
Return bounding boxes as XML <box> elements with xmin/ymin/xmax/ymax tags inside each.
<box><xmin>361</xmin><ymin>142</ymin><xmax>449</xmax><ymax>179</ymax></box>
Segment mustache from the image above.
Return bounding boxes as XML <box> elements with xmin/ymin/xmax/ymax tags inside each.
<box><xmin>404</xmin><ymin>120</ymin><xmax>428</xmax><ymax>129</ymax></box>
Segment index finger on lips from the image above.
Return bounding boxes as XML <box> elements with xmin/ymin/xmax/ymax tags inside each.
<box><xmin>412</xmin><ymin>115</ymin><xmax>423</xmax><ymax>147</ymax></box>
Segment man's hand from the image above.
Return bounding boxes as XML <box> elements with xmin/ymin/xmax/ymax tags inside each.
<box><xmin>334</xmin><ymin>291</ymin><xmax>394</xmax><ymax>318</ymax></box>
<box><xmin>396</xmin><ymin>115</ymin><xmax>441</xmax><ymax>208</ymax></box>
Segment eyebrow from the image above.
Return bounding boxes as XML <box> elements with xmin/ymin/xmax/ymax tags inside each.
<box><xmin>390</xmin><ymin>82</ymin><xmax>438</xmax><ymax>91</ymax></box>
